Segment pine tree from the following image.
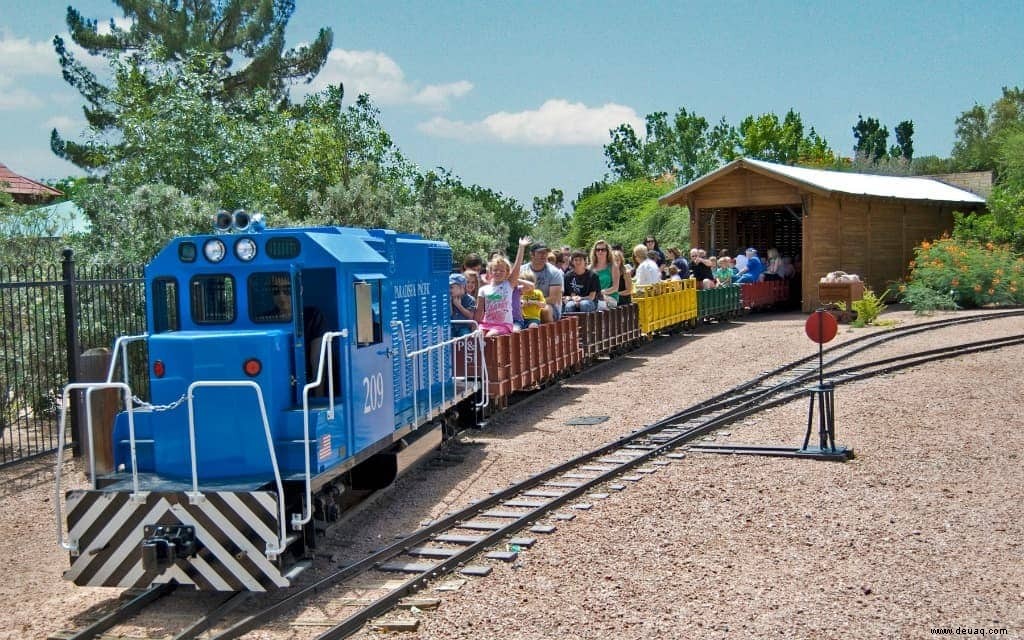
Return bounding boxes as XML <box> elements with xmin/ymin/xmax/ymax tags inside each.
<box><xmin>51</xmin><ymin>0</ymin><xmax>333</xmax><ymax>170</ymax></box>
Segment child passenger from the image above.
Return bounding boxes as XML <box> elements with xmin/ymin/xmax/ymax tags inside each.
<box><xmin>518</xmin><ymin>271</ymin><xmax>546</xmax><ymax>329</ymax></box>
<box><xmin>449</xmin><ymin>272</ymin><xmax>476</xmax><ymax>337</ymax></box>
<box><xmin>714</xmin><ymin>257</ymin><xmax>734</xmax><ymax>287</ymax></box>
<box><xmin>475</xmin><ymin>237</ymin><xmax>531</xmax><ymax>336</ymax></box>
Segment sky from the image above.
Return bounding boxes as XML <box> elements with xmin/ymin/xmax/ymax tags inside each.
<box><xmin>1</xmin><ymin>0</ymin><xmax>1021</xmax><ymax>208</ymax></box>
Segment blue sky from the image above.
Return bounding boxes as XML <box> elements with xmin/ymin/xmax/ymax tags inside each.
<box><xmin>1</xmin><ymin>0</ymin><xmax>1021</xmax><ymax>207</ymax></box>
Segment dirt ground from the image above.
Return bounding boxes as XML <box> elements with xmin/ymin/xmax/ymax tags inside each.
<box><xmin>1</xmin><ymin>308</ymin><xmax>1022</xmax><ymax>639</ymax></box>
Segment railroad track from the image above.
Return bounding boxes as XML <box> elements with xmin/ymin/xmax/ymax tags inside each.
<box><xmin>58</xmin><ymin>309</ymin><xmax>1024</xmax><ymax>640</ymax></box>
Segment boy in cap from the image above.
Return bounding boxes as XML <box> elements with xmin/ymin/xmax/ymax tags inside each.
<box><xmin>449</xmin><ymin>272</ymin><xmax>476</xmax><ymax>336</ymax></box>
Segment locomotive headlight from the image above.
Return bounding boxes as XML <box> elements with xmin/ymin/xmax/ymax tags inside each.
<box><xmin>203</xmin><ymin>238</ymin><xmax>226</xmax><ymax>263</ymax></box>
<box><xmin>234</xmin><ymin>237</ymin><xmax>257</xmax><ymax>261</ymax></box>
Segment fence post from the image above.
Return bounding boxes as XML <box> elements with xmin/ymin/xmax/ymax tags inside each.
<box><xmin>62</xmin><ymin>248</ymin><xmax>82</xmax><ymax>455</ymax></box>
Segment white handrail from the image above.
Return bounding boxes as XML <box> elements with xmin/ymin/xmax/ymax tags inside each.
<box><xmin>55</xmin><ymin>381</ymin><xmax>138</xmax><ymax>553</ymax></box>
<box><xmin>106</xmin><ymin>334</ymin><xmax>149</xmax><ymax>384</ymax></box>
<box><xmin>294</xmin><ymin>330</ymin><xmax>348</xmax><ymax>530</ymax></box>
<box><xmin>186</xmin><ymin>380</ymin><xmax>289</xmax><ymax>558</ymax></box>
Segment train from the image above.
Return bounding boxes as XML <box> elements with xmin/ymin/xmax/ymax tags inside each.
<box><xmin>54</xmin><ymin>216</ymin><xmax>793</xmax><ymax>592</ymax></box>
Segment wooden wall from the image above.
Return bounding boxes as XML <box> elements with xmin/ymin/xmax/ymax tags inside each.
<box><xmin>802</xmin><ymin>196</ymin><xmax>958</xmax><ymax>311</ymax></box>
<box><xmin>690</xmin><ymin>168</ymin><xmax>802</xmax><ymax>210</ymax></box>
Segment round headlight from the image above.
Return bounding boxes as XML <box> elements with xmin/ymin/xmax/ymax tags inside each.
<box><xmin>203</xmin><ymin>238</ymin><xmax>226</xmax><ymax>263</ymax></box>
<box><xmin>235</xmin><ymin>237</ymin><xmax>257</xmax><ymax>261</ymax></box>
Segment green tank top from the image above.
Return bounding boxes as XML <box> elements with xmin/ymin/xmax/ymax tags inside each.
<box><xmin>595</xmin><ymin>265</ymin><xmax>618</xmax><ymax>301</ymax></box>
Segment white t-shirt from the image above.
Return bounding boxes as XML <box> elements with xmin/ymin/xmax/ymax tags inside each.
<box><xmin>634</xmin><ymin>259</ymin><xmax>661</xmax><ymax>286</ymax></box>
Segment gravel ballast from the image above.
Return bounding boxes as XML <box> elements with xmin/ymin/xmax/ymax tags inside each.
<box><xmin>4</xmin><ymin>309</ymin><xmax>1022</xmax><ymax>640</ymax></box>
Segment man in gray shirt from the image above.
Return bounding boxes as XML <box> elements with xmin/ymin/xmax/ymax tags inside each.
<box><xmin>521</xmin><ymin>242</ymin><xmax>564</xmax><ymax>322</ymax></box>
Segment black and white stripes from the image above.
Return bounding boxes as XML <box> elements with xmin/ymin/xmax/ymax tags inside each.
<box><xmin>64</xmin><ymin>489</ymin><xmax>293</xmax><ymax>592</ymax></box>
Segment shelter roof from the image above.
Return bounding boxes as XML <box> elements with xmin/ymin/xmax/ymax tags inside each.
<box><xmin>660</xmin><ymin>158</ymin><xmax>987</xmax><ymax>206</ymax></box>
<box><xmin>0</xmin><ymin>162</ymin><xmax>63</xmax><ymax>200</ymax></box>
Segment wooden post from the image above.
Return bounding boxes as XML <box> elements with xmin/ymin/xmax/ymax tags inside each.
<box><xmin>76</xmin><ymin>347</ymin><xmax>117</xmax><ymax>474</ymax></box>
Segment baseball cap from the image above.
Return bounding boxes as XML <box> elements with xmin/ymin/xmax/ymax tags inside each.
<box><xmin>530</xmin><ymin>242</ymin><xmax>549</xmax><ymax>253</ymax></box>
<box><xmin>449</xmin><ymin>273</ymin><xmax>467</xmax><ymax>286</ymax></box>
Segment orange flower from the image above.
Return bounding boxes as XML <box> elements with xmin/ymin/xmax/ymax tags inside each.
<box><xmin>988</xmin><ymin>288</ymin><xmax>995</xmax><ymax>295</ymax></box>
<box><xmin>921</xmin><ymin>241</ymin><xmax>932</xmax><ymax>249</ymax></box>
<box><xmin>973</xmin><ymin>284</ymin><xmax>982</xmax><ymax>292</ymax></box>
<box><xmin>996</xmin><ymin>268</ymin><xmax>1005</xmax><ymax>276</ymax></box>
<box><xmin>993</xmin><ymin>278</ymin><xmax>1001</xmax><ymax>286</ymax></box>
<box><xmin>908</xmin><ymin>260</ymin><xmax>916</xmax><ymax>269</ymax></box>
<box><xmin>985</xmin><ymin>242</ymin><xmax>995</xmax><ymax>250</ymax></box>
<box><xmin>951</xmin><ymin>278</ymin><xmax>959</xmax><ymax>287</ymax></box>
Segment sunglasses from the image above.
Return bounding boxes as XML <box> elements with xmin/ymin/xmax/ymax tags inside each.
<box><xmin>595</xmin><ymin>247</ymin><xmax>608</xmax><ymax>252</ymax></box>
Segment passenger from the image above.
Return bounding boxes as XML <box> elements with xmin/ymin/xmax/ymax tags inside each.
<box><xmin>734</xmin><ymin>247</ymin><xmax>765</xmax><ymax>284</ymax></box>
<box><xmin>763</xmin><ymin>247</ymin><xmax>783</xmax><ymax>281</ymax></box>
<box><xmin>449</xmin><ymin>272</ymin><xmax>476</xmax><ymax>337</ymax></box>
<box><xmin>714</xmin><ymin>257</ymin><xmax>734</xmax><ymax>287</ymax></box>
<box><xmin>264</xmin><ymin>274</ymin><xmax>328</xmax><ymax>387</ymax></box>
<box><xmin>667</xmin><ymin>247</ymin><xmax>690</xmax><ymax>279</ymax></box>
<box><xmin>520</xmin><ymin>241</ymin><xmax>564</xmax><ymax>322</ymax></box>
<box><xmin>511</xmin><ymin>282</ymin><xmax>524</xmax><ymax>332</ymax></box>
<box><xmin>611</xmin><ymin>249</ymin><xmax>634</xmax><ymax>305</ymax></box>
<box><xmin>689</xmin><ymin>248</ymin><xmax>715</xmax><ymax>289</ymax></box>
<box><xmin>779</xmin><ymin>256</ymin><xmax>794</xmax><ymax>279</ymax></box>
<box><xmin>733</xmin><ymin>249</ymin><xmax>748</xmax><ymax>273</ymax></box>
<box><xmin>589</xmin><ymin>239</ymin><xmax>620</xmax><ymax>310</ymax></box>
<box><xmin>475</xmin><ymin>237</ymin><xmax>530</xmax><ymax>336</ymax></box>
<box><xmin>643</xmin><ymin>236</ymin><xmax>665</xmax><ymax>265</ymax></box>
<box><xmin>463</xmin><ymin>253</ymin><xmax>484</xmax><ymax>275</ymax></box>
<box><xmin>632</xmin><ymin>246</ymin><xmax>661</xmax><ymax>287</ymax></box>
<box><xmin>563</xmin><ymin>250</ymin><xmax>602</xmax><ymax>312</ymax></box>
<box><xmin>463</xmin><ymin>269</ymin><xmax>480</xmax><ymax>298</ymax></box>
<box><xmin>518</xmin><ymin>271</ymin><xmax>546</xmax><ymax>329</ymax></box>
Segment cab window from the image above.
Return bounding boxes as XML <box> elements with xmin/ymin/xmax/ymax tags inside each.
<box><xmin>354</xmin><ymin>279</ymin><xmax>382</xmax><ymax>346</ymax></box>
<box><xmin>250</xmin><ymin>272</ymin><xmax>292</xmax><ymax>323</ymax></box>
<box><xmin>190</xmin><ymin>275</ymin><xmax>235</xmax><ymax>324</ymax></box>
<box><xmin>152</xmin><ymin>277</ymin><xmax>179</xmax><ymax>333</ymax></box>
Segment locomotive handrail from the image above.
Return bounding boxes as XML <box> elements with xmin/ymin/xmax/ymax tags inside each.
<box><xmin>186</xmin><ymin>380</ymin><xmax>289</xmax><ymax>559</ymax></box>
<box><xmin>295</xmin><ymin>330</ymin><xmax>348</xmax><ymax>530</ymax></box>
<box><xmin>55</xmin><ymin>381</ymin><xmax>139</xmax><ymax>554</ymax></box>
<box><xmin>391</xmin><ymin>321</ymin><xmax>488</xmax><ymax>425</ymax></box>
<box><xmin>106</xmin><ymin>334</ymin><xmax>149</xmax><ymax>386</ymax></box>
<box><xmin>450</xmin><ymin>321</ymin><xmax>489</xmax><ymax>410</ymax></box>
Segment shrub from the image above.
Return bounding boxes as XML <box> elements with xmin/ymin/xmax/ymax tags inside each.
<box><xmin>902</xmin><ymin>237</ymin><xmax>1024</xmax><ymax>312</ymax></box>
<box><xmin>849</xmin><ymin>288</ymin><xmax>888</xmax><ymax>326</ymax></box>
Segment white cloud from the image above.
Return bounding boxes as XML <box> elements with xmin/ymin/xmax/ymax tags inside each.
<box><xmin>307</xmin><ymin>48</ymin><xmax>472</xmax><ymax>109</ymax></box>
<box><xmin>0</xmin><ymin>75</ymin><xmax>43</xmax><ymax>110</ymax></box>
<box><xmin>0</xmin><ymin>31</ymin><xmax>59</xmax><ymax>76</ymax></box>
<box><xmin>44</xmin><ymin>115</ymin><xmax>78</xmax><ymax>131</ymax></box>
<box><xmin>418</xmin><ymin>99</ymin><xmax>644</xmax><ymax>146</ymax></box>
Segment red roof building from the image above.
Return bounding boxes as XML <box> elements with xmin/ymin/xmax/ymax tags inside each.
<box><xmin>0</xmin><ymin>162</ymin><xmax>63</xmax><ymax>203</ymax></box>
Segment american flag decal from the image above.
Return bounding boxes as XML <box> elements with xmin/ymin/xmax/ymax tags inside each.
<box><xmin>318</xmin><ymin>434</ymin><xmax>332</xmax><ymax>460</ymax></box>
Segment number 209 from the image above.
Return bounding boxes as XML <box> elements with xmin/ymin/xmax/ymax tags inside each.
<box><xmin>362</xmin><ymin>373</ymin><xmax>384</xmax><ymax>414</ymax></box>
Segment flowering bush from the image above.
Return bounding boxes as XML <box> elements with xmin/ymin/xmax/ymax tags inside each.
<box><xmin>901</xmin><ymin>237</ymin><xmax>1024</xmax><ymax>313</ymax></box>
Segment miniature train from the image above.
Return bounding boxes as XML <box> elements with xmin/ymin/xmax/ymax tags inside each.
<box><xmin>54</xmin><ymin>216</ymin><xmax>792</xmax><ymax>592</ymax></box>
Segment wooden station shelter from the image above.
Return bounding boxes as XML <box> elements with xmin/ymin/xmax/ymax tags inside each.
<box><xmin>658</xmin><ymin>158</ymin><xmax>987</xmax><ymax>311</ymax></box>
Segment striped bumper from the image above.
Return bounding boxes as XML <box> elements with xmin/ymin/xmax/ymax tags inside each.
<box><xmin>64</xmin><ymin>489</ymin><xmax>292</xmax><ymax>591</ymax></box>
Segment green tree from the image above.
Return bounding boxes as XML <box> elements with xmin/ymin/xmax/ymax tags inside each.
<box><xmin>952</xmin><ymin>86</ymin><xmax>1024</xmax><ymax>173</ymax></box>
<box><xmin>605</xmin><ymin>107</ymin><xmax>834</xmax><ymax>184</ymax></box>
<box><xmin>52</xmin><ymin>0</ymin><xmax>332</xmax><ymax>171</ymax></box>
<box><xmin>531</xmin><ymin>188</ymin><xmax>569</xmax><ymax>247</ymax></box>
<box><xmin>97</xmin><ymin>52</ymin><xmax>410</xmax><ymax>220</ymax></box>
<box><xmin>891</xmin><ymin>120</ymin><xmax>914</xmax><ymax>161</ymax></box>
<box><xmin>853</xmin><ymin>115</ymin><xmax>889</xmax><ymax>162</ymax></box>
<box><xmin>569</xmin><ymin>178</ymin><xmax>679</xmax><ymax>249</ymax></box>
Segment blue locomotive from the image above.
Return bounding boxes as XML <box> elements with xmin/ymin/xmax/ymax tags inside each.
<box><xmin>56</xmin><ymin>212</ymin><xmax>484</xmax><ymax>591</ymax></box>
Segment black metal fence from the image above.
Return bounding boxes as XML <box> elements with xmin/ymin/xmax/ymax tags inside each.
<box><xmin>0</xmin><ymin>250</ymin><xmax>144</xmax><ymax>467</ymax></box>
